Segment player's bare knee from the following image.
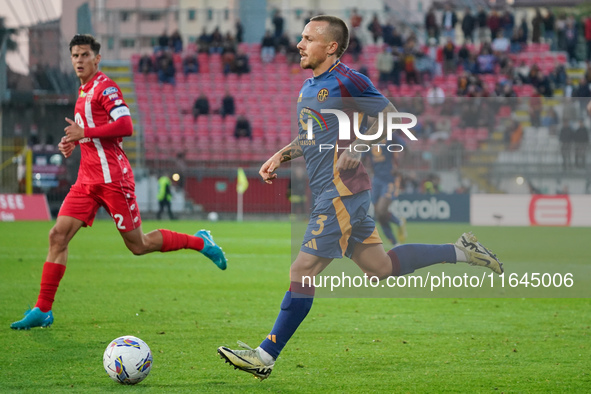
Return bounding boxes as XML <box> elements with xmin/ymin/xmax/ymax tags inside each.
<box><xmin>48</xmin><ymin>227</ymin><xmax>69</xmax><ymax>251</ymax></box>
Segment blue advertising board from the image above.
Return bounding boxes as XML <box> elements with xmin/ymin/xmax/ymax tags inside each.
<box><xmin>391</xmin><ymin>194</ymin><xmax>470</xmax><ymax>222</ymax></box>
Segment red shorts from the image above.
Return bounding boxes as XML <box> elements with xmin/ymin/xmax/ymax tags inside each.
<box><xmin>58</xmin><ymin>180</ymin><xmax>142</xmax><ymax>232</ymax></box>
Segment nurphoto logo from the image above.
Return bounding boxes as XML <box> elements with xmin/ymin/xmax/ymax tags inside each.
<box><xmin>302</xmin><ymin>109</ymin><xmax>418</xmax><ymax>153</ymax></box>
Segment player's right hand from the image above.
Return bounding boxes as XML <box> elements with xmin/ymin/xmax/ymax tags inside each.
<box><xmin>58</xmin><ymin>136</ymin><xmax>75</xmax><ymax>158</ymax></box>
<box><xmin>259</xmin><ymin>155</ymin><xmax>281</xmax><ymax>184</ymax></box>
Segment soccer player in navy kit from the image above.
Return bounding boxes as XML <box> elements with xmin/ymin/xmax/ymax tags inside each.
<box><xmin>365</xmin><ymin>145</ymin><xmax>407</xmax><ymax>245</ymax></box>
<box><xmin>218</xmin><ymin>16</ymin><xmax>503</xmax><ymax>380</ymax></box>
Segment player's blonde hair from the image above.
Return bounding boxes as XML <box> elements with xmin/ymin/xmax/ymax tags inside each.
<box><xmin>309</xmin><ymin>15</ymin><xmax>349</xmax><ymax>59</ymax></box>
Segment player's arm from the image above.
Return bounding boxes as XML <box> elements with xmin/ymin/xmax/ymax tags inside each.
<box><xmin>336</xmin><ymin>102</ymin><xmax>399</xmax><ymax>171</ymax></box>
<box><xmin>64</xmin><ymin>114</ymin><xmax>133</xmax><ymax>143</ymax></box>
<box><xmin>259</xmin><ymin>137</ymin><xmax>303</xmax><ymax>184</ymax></box>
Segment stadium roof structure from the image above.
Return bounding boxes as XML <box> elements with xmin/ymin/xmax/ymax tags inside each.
<box><xmin>489</xmin><ymin>0</ymin><xmax>586</xmax><ymax>6</ymax></box>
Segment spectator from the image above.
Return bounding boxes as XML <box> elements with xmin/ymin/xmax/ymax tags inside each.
<box><xmin>368</xmin><ymin>14</ymin><xmax>383</xmax><ymax>44</ymax></box>
<box><xmin>350</xmin><ymin>8</ymin><xmax>363</xmax><ymax>34</ymax></box>
<box><xmin>382</xmin><ymin>22</ymin><xmax>395</xmax><ymax>46</ymax></box>
<box><xmin>234</xmin><ymin>115</ymin><xmax>252</xmax><ymax>139</ymax></box>
<box><xmin>501</xmin><ymin>9</ymin><xmax>515</xmax><ymax>39</ymax></box>
<box><xmin>272</xmin><ymin>9</ymin><xmax>284</xmax><ymax>38</ymax></box>
<box><xmin>565</xmin><ymin>15</ymin><xmax>578</xmax><ymax>65</ymax></box>
<box><xmin>559</xmin><ymin>119</ymin><xmax>574</xmax><ymax>171</ymax></box>
<box><xmin>477</xmin><ymin>7</ymin><xmax>489</xmax><ymax>43</ymax></box>
<box><xmin>197</xmin><ymin>28</ymin><xmax>211</xmax><ymax>53</ymax></box>
<box><xmin>157</xmin><ymin>30</ymin><xmax>169</xmax><ymax>51</ymax></box>
<box><xmin>210</xmin><ymin>28</ymin><xmax>224</xmax><ymax>54</ymax></box>
<box><xmin>517</xmin><ymin>17</ymin><xmax>529</xmax><ymax>45</ymax></box>
<box><xmin>441</xmin><ymin>4</ymin><xmax>458</xmax><ymax>43</ymax></box>
<box><xmin>424</xmin><ymin>7</ymin><xmax>439</xmax><ymax>43</ymax></box>
<box><xmin>543</xmin><ymin>9</ymin><xmax>556</xmax><ymax>49</ymax></box>
<box><xmin>376</xmin><ymin>46</ymin><xmax>395</xmax><ymax>88</ymax></box>
<box><xmin>532</xmin><ymin>9</ymin><xmax>543</xmax><ymax>43</ymax></box>
<box><xmin>426</xmin><ymin>84</ymin><xmax>445</xmax><ymax>106</ymax></box>
<box><xmin>348</xmin><ymin>32</ymin><xmax>362</xmax><ymax>62</ymax></box>
<box><xmin>234</xmin><ymin>50</ymin><xmax>250</xmax><ymax>75</ymax></box>
<box><xmin>222</xmin><ymin>34</ymin><xmax>237</xmax><ymax>74</ymax></box>
<box><xmin>573</xmin><ymin>120</ymin><xmax>589</xmax><ymax>168</ymax></box>
<box><xmin>276</xmin><ymin>33</ymin><xmax>291</xmax><ymax>55</ymax></box>
<box><xmin>458</xmin><ymin>42</ymin><xmax>470</xmax><ymax>71</ymax></box>
<box><xmin>549</xmin><ymin>62</ymin><xmax>567</xmax><ymax>89</ymax></box>
<box><xmin>476</xmin><ymin>45</ymin><xmax>496</xmax><ymax>74</ymax></box>
<box><xmin>488</xmin><ymin>10</ymin><xmax>501</xmax><ymax>41</ymax></box>
<box><xmin>442</xmin><ymin>38</ymin><xmax>456</xmax><ymax>74</ymax></box>
<box><xmin>261</xmin><ymin>31</ymin><xmax>276</xmax><ymax>63</ymax></box>
<box><xmin>491</xmin><ymin>30</ymin><xmax>510</xmax><ymax>53</ymax></box>
<box><xmin>541</xmin><ymin>107</ymin><xmax>559</xmax><ymax>129</ymax></box>
<box><xmin>138</xmin><ymin>53</ymin><xmax>154</xmax><ymax>74</ymax></box>
<box><xmin>505</xmin><ymin>119</ymin><xmax>523</xmax><ymax>150</ymax></box>
<box><xmin>461</xmin><ymin>7</ymin><xmax>476</xmax><ymax>43</ymax></box>
<box><xmin>584</xmin><ymin>15</ymin><xmax>591</xmax><ymax>62</ymax></box>
<box><xmin>170</xmin><ymin>30</ymin><xmax>183</xmax><ymax>53</ymax></box>
<box><xmin>403</xmin><ymin>45</ymin><xmax>419</xmax><ymax>84</ymax></box>
<box><xmin>156</xmin><ymin>51</ymin><xmax>176</xmax><ymax>85</ymax></box>
<box><xmin>182</xmin><ymin>52</ymin><xmax>199</xmax><ymax>76</ymax></box>
<box><xmin>235</xmin><ymin>19</ymin><xmax>244</xmax><ymax>43</ymax></box>
<box><xmin>220</xmin><ymin>90</ymin><xmax>236</xmax><ymax>118</ymax></box>
<box><xmin>556</xmin><ymin>12</ymin><xmax>567</xmax><ymax>51</ymax></box>
<box><xmin>501</xmin><ymin>82</ymin><xmax>517</xmax><ymax>98</ymax></box>
<box><xmin>510</xmin><ymin>30</ymin><xmax>524</xmax><ymax>53</ymax></box>
<box><xmin>529</xmin><ymin>91</ymin><xmax>543</xmax><ymax>127</ymax></box>
<box><xmin>193</xmin><ymin>93</ymin><xmax>210</xmax><ymax>121</ymax></box>
<box><xmin>389</xmin><ymin>28</ymin><xmax>404</xmax><ymax>48</ymax></box>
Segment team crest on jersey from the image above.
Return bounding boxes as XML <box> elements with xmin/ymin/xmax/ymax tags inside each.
<box><xmin>102</xmin><ymin>87</ymin><xmax>118</xmax><ymax>96</ymax></box>
<box><xmin>317</xmin><ymin>88</ymin><xmax>329</xmax><ymax>102</ymax></box>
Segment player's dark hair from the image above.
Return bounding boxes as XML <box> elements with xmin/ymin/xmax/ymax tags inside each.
<box><xmin>310</xmin><ymin>15</ymin><xmax>349</xmax><ymax>58</ymax></box>
<box><xmin>69</xmin><ymin>34</ymin><xmax>101</xmax><ymax>54</ymax></box>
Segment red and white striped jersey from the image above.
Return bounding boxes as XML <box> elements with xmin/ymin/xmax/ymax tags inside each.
<box><xmin>73</xmin><ymin>71</ymin><xmax>133</xmax><ymax>184</ymax></box>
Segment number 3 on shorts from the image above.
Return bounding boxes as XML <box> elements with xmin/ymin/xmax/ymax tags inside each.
<box><xmin>311</xmin><ymin>214</ymin><xmax>327</xmax><ymax>235</ymax></box>
<box><xmin>113</xmin><ymin>214</ymin><xmax>127</xmax><ymax>230</ymax></box>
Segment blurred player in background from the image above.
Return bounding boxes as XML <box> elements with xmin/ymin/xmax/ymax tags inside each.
<box><xmin>218</xmin><ymin>16</ymin><xmax>503</xmax><ymax>380</ymax></box>
<box><xmin>11</xmin><ymin>34</ymin><xmax>227</xmax><ymax>330</ymax></box>
<box><xmin>365</xmin><ymin>145</ymin><xmax>407</xmax><ymax>246</ymax></box>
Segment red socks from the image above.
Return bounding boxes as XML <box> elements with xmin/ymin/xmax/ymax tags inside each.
<box><xmin>35</xmin><ymin>262</ymin><xmax>66</xmax><ymax>312</ymax></box>
<box><xmin>159</xmin><ymin>229</ymin><xmax>204</xmax><ymax>252</ymax></box>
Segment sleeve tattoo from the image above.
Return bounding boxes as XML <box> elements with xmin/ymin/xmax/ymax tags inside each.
<box><xmin>279</xmin><ymin>137</ymin><xmax>303</xmax><ymax>163</ymax></box>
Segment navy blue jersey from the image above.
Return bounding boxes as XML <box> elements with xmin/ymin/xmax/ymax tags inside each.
<box><xmin>367</xmin><ymin>145</ymin><xmax>395</xmax><ymax>182</ymax></box>
<box><xmin>296</xmin><ymin>62</ymin><xmax>390</xmax><ymax>204</ymax></box>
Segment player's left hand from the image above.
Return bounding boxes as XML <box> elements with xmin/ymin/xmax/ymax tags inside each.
<box><xmin>64</xmin><ymin>117</ymin><xmax>85</xmax><ymax>142</ymax></box>
<box><xmin>336</xmin><ymin>150</ymin><xmax>362</xmax><ymax>171</ymax></box>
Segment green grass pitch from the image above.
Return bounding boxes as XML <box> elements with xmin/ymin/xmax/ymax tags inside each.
<box><xmin>1</xmin><ymin>220</ymin><xmax>590</xmax><ymax>392</ymax></box>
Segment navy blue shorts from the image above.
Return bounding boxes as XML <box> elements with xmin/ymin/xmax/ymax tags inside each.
<box><xmin>301</xmin><ymin>190</ymin><xmax>382</xmax><ymax>259</ymax></box>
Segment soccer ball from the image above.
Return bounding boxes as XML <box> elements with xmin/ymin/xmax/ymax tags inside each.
<box><xmin>103</xmin><ymin>336</ymin><xmax>153</xmax><ymax>385</ymax></box>
<box><xmin>207</xmin><ymin>211</ymin><xmax>219</xmax><ymax>222</ymax></box>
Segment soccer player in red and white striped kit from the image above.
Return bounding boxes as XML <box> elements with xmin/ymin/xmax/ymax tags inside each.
<box><xmin>11</xmin><ymin>34</ymin><xmax>227</xmax><ymax>330</ymax></box>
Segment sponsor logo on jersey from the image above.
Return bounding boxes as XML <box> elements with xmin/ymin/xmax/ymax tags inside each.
<box><xmin>317</xmin><ymin>88</ymin><xmax>329</xmax><ymax>102</ymax></box>
<box><xmin>108</xmin><ymin>93</ymin><xmax>119</xmax><ymax>100</ymax></box>
<box><xmin>114</xmin><ymin>99</ymin><xmax>123</xmax><ymax>106</ymax></box>
<box><xmin>79</xmin><ymin>91</ymin><xmax>86</xmax><ymax>98</ymax></box>
<box><xmin>102</xmin><ymin>86</ymin><xmax>118</xmax><ymax>96</ymax></box>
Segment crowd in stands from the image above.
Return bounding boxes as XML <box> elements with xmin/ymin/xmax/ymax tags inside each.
<box><xmin>137</xmin><ymin>23</ymin><xmax>250</xmax><ymax>85</ymax></box>
<box><xmin>371</xmin><ymin>6</ymin><xmax>591</xmax><ymax>100</ymax></box>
